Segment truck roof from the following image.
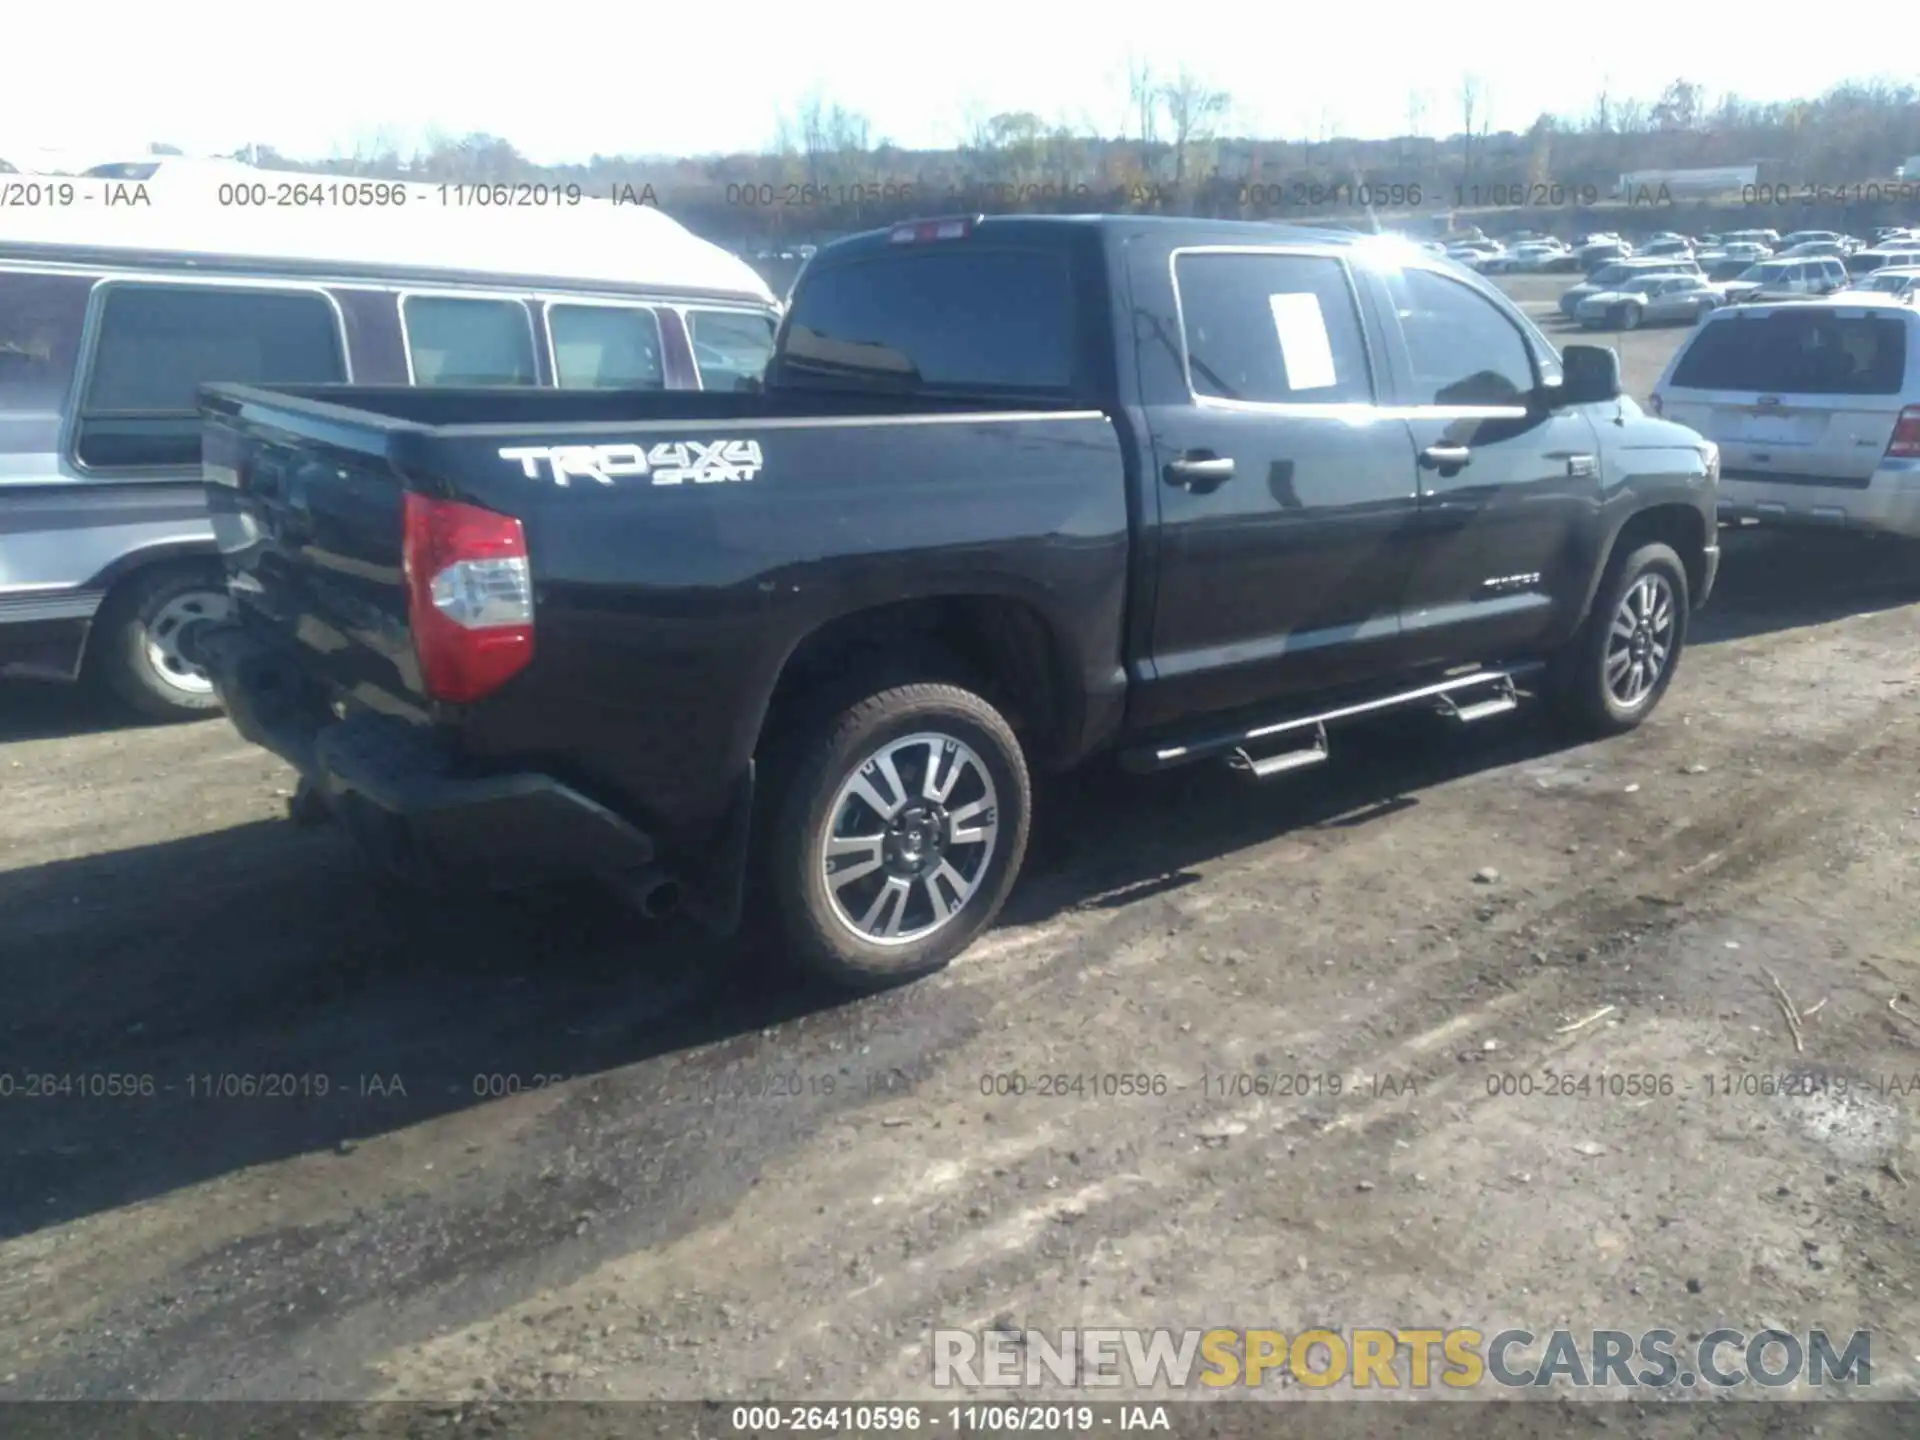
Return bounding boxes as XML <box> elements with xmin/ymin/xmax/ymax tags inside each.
<box><xmin>0</xmin><ymin>170</ymin><xmax>776</xmax><ymax>306</ymax></box>
<box><xmin>815</xmin><ymin>212</ymin><xmax>1390</xmax><ymax>264</ymax></box>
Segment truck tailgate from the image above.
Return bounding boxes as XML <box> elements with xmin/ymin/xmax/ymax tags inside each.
<box><xmin>202</xmin><ymin>388</ymin><xmax>423</xmax><ymax>709</ymax></box>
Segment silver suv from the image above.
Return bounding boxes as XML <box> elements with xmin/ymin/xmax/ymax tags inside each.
<box><xmin>1719</xmin><ymin>257</ymin><xmax>1847</xmax><ymax>304</ymax></box>
<box><xmin>1651</xmin><ymin>298</ymin><xmax>1920</xmax><ymax>536</ymax></box>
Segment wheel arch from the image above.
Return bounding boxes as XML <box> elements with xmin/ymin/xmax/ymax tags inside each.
<box><xmin>1571</xmin><ymin>504</ymin><xmax>1708</xmax><ymax>632</ymax></box>
<box><xmin>752</xmin><ymin>592</ymin><xmax>1088</xmax><ymax>775</ymax></box>
<box><xmin>76</xmin><ymin>542</ymin><xmax>227</xmax><ymax>676</ymax></box>
<box><xmin>81</xmin><ymin>538</ymin><xmax>223</xmax><ymax>597</ymax></box>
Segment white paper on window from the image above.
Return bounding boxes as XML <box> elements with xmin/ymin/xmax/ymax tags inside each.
<box><xmin>1268</xmin><ymin>291</ymin><xmax>1339</xmax><ymax>392</ymax></box>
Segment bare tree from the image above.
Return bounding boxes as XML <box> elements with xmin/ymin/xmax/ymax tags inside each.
<box><xmin>1651</xmin><ymin>79</ymin><xmax>1704</xmax><ymax>131</ymax></box>
<box><xmin>1406</xmin><ymin>89</ymin><xmax>1429</xmax><ymax>138</ymax></box>
<box><xmin>787</xmin><ymin>93</ymin><xmax>871</xmax><ymax>187</ymax></box>
<box><xmin>796</xmin><ymin>92</ymin><xmax>829</xmax><ymax>187</ymax></box>
<box><xmin>1161</xmin><ymin>67</ymin><xmax>1230</xmax><ymax>194</ymax></box>
<box><xmin>1127</xmin><ymin>57</ymin><xmax>1161</xmax><ymax>145</ymax></box>
<box><xmin>1525</xmin><ymin>113</ymin><xmax>1555</xmax><ymax>187</ymax></box>
<box><xmin>1459</xmin><ymin>73</ymin><xmax>1484</xmax><ymax>175</ymax></box>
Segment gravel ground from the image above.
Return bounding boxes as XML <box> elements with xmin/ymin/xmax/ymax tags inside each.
<box><xmin>3</xmin><ymin>291</ymin><xmax>1919</xmax><ymax>1431</ymax></box>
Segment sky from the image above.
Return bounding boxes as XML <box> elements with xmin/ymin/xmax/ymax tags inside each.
<box><xmin>0</xmin><ymin>4</ymin><xmax>1893</xmax><ymax>166</ymax></box>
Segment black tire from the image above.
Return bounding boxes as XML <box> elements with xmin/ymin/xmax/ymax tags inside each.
<box><xmin>1548</xmin><ymin>541</ymin><xmax>1689</xmax><ymax>738</ymax></box>
<box><xmin>766</xmin><ymin>681</ymin><xmax>1032</xmax><ymax>992</ymax></box>
<box><xmin>92</xmin><ymin>566</ymin><xmax>231</xmax><ymax>721</ymax></box>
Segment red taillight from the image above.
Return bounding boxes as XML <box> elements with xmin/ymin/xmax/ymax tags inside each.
<box><xmin>1888</xmin><ymin>406</ymin><xmax>1920</xmax><ymax>459</ymax></box>
<box><xmin>401</xmin><ymin>491</ymin><xmax>534</xmax><ymax>704</ymax></box>
<box><xmin>889</xmin><ymin>215</ymin><xmax>979</xmax><ymax>245</ymax></box>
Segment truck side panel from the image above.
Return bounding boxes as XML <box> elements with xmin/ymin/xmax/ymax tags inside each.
<box><xmin>206</xmin><ymin>393</ymin><xmax>1131</xmax><ymax>851</ymax></box>
<box><xmin>433</xmin><ymin>413</ymin><xmax>1131</xmax><ymax>848</ymax></box>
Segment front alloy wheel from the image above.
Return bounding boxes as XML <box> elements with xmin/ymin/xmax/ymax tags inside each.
<box><xmin>1548</xmin><ymin>540</ymin><xmax>1690</xmax><ymax>737</ymax></box>
<box><xmin>1605</xmin><ymin>572</ymin><xmax>1675</xmax><ymax>709</ymax></box>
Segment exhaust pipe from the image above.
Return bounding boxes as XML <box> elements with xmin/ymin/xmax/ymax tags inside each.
<box><xmin>615</xmin><ymin>866</ymin><xmax>681</xmax><ymax>920</ymax></box>
<box><xmin>638</xmin><ymin>877</ymin><xmax>681</xmax><ymax>920</ymax></box>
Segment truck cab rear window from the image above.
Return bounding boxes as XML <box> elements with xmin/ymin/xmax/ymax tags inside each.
<box><xmin>76</xmin><ymin>283</ymin><xmax>346</xmax><ymax>469</ymax></box>
<box><xmin>1672</xmin><ymin>312</ymin><xmax>1908</xmax><ymax>395</ymax></box>
<box><xmin>780</xmin><ymin>250</ymin><xmax>1072</xmax><ymax>393</ymax></box>
<box><xmin>547</xmin><ymin>303</ymin><xmax>664</xmax><ymax>390</ymax></box>
<box><xmin>403</xmin><ymin>295</ymin><xmax>537</xmax><ymax>387</ymax></box>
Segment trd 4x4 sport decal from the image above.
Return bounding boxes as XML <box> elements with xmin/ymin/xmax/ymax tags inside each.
<box><xmin>498</xmin><ymin>440</ymin><xmax>764</xmax><ymax>487</ymax></box>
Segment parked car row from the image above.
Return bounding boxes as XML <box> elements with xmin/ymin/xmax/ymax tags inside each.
<box><xmin>1556</xmin><ymin>252</ymin><xmax>1865</xmax><ymax>329</ymax></box>
<box><xmin>1449</xmin><ymin>225</ymin><xmax>1920</xmax><ymax>285</ymax></box>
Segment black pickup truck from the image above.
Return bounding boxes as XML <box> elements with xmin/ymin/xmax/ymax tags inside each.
<box><xmin>195</xmin><ymin>215</ymin><xmax>1720</xmax><ymax>990</ymax></box>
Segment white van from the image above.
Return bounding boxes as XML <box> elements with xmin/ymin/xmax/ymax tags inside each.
<box><xmin>1</xmin><ymin>171</ymin><xmax>780</xmax><ymax>717</ymax></box>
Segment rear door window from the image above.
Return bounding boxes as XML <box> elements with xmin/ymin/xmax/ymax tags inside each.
<box><xmin>687</xmin><ymin>309</ymin><xmax>777</xmax><ymax>391</ymax></box>
<box><xmin>1671</xmin><ymin>311</ymin><xmax>1909</xmax><ymax>395</ymax></box>
<box><xmin>546</xmin><ymin>303</ymin><xmax>664</xmax><ymax>390</ymax></box>
<box><xmin>780</xmin><ymin>248</ymin><xmax>1073</xmax><ymax>393</ymax></box>
<box><xmin>0</xmin><ymin>271</ymin><xmax>93</xmax><ymax>461</ymax></box>
<box><xmin>402</xmin><ymin>295</ymin><xmax>537</xmax><ymax>386</ymax></box>
<box><xmin>77</xmin><ymin>283</ymin><xmax>346</xmax><ymax>469</ymax></box>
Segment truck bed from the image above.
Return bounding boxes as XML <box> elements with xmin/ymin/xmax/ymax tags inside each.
<box><xmin>198</xmin><ymin>381</ymin><xmax>1133</xmax><ymax>854</ymax></box>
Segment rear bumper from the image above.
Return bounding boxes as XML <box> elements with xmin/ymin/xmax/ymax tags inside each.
<box><xmin>1717</xmin><ymin>461</ymin><xmax>1920</xmax><ymax>539</ymax></box>
<box><xmin>198</xmin><ymin>623</ymin><xmax>656</xmax><ymax>887</ymax></box>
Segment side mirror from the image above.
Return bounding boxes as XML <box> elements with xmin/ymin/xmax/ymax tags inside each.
<box><xmin>1555</xmin><ymin>344</ymin><xmax>1622</xmax><ymax>406</ymax></box>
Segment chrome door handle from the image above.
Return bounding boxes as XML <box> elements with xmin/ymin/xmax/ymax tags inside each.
<box><xmin>1418</xmin><ymin>445</ymin><xmax>1471</xmax><ymax>475</ymax></box>
<box><xmin>1164</xmin><ymin>454</ymin><xmax>1236</xmax><ymax>493</ymax></box>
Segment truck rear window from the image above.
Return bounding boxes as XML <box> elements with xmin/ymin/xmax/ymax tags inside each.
<box><xmin>780</xmin><ymin>250</ymin><xmax>1073</xmax><ymax>393</ymax></box>
<box><xmin>1671</xmin><ymin>311</ymin><xmax>1908</xmax><ymax>395</ymax></box>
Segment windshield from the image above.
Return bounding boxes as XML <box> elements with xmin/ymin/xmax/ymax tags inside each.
<box><xmin>1737</xmin><ymin>264</ymin><xmax>1788</xmax><ymax>282</ymax></box>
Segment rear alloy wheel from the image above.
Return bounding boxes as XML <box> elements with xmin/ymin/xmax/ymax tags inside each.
<box><xmin>1549</xmin><ymin>541</ymin><xmax>1689</xmax><ymax>737</ymax></box>
<box><xmin>96</xmin><ymin>567</ymin><xmax>231</xmax><ymax>720</ymax></box>
<box><xmin>1620</xmin><ymin>302</ymin><xmax>1643</xmax><ymax>330</ymax></box>
<box><xmin>769</xmin><ymin>681</ymin><xmax>1031</xmax><ymax>991</ymax></box>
